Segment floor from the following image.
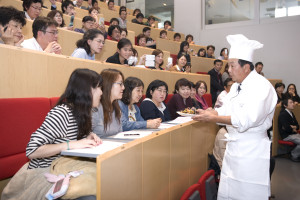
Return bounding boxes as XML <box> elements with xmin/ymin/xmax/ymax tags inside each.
<box><xmin>271</xmin><ymin>157</ymin><xmax>300</xmax><ymax>200</ymax></box>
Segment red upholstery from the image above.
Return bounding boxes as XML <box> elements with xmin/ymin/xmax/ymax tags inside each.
<box><xmin>104</xmin><ymin>21</ymin><xmax>110</xmax><ymax>26</ymax></box>
<box><xmin>0</xmin><ymin>98</ymin><xmax>51</xmax><ymax>179</ymax></box>
<box><xmin>164</xmin><ymin>94</ymin><xmax>173</xmax><ymax>104</ymax></box>
<box><xmin>196</xmin><ymin>72</ymin><xmax>208</xmax><ymax>75</ymax></box>
<box><xmin>135</xmin><ymin>37</ymin><xmax>138</xmax><ymax>46</ymax></box>
<box><xmin>50</xmin><ymin>97</ymin><xmax>60</xmax><ymax>108</ymax></box>
<box><xmin>180</xmin><ymin>183</ymin><xmax>201</xmax><ymax>200</ymax></box>
<box><xmin>203</xmin><ymin>94</ymin><xmax>212</xmax><ymax>108</ymax></box>
<box><xmin>197</xmin><ymin>170</ymin><xmax>215</xmax><ymax>200</ymax></box>
<box><xmin>170</xmin><ymin>54</ymin><xmax>177</xmax><ymax>66</ymax></box>
<box><xmin>278</xmin><ymin>140</ymin><xmax>295</xmax><ymax>146</ymax></box>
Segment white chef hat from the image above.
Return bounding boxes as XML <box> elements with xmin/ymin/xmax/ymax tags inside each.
<box><xmin>226</xmin><ymin>34</ymin><xmax>263</xmax><ymax>62</ymax></box>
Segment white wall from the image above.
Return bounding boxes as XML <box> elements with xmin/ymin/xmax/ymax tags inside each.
<box><xmin>174</xmin><ymin>0</ymin><xmax>300</xmax><ymax>89</ymax></box>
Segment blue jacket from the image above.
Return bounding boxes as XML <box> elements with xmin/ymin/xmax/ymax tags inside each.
<box><xmin>118</xmin><ymin>100</ymin><xmax>147</xmax><ymax>131</ymax></box>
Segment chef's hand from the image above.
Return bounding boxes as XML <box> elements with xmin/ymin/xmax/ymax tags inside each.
<box><xmin>192</xmin><ymin>109</ymin><xmax>215</xmax><ymax>122</ymax></box>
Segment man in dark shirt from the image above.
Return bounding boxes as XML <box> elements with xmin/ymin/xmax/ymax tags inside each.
<box><xmin>208</xmin><ymin>59</ymin><xmax>224</xmax><ymax>105</ymax></box>
<box><xmin>278</xmin><ymin>98</ymin><xmax>300</xmax><ymax>161</ymax></box>
<box><xmin>131</xmin><ymin>13</ymin><xmax>144</xmax><ymax>25</ymax></box>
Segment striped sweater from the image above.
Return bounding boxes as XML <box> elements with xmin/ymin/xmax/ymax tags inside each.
<box><xmin>26</xmin><ymin>104</ymin><xmax>77</xmax><ymax>169</ymax></box>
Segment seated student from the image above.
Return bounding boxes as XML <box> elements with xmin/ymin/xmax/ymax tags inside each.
<box><xmin>208</xmin><ymin>59</ymin><xmax>224</xmax><ymax>105</ymax></box>
<box><xmin>206</xmin><ymin>45</ymin><xmax>215</xmax><ymax>58</ymax></box>
<box><xmin>2</xmin><ymin>69</ymin><xmax>102</xmax><ymax>199</ymax></box>
<box><xmin>92</xmin><ymin>69</ymin><xmax>124</xmax><ymax>138</ymax></box>
<box><xmin>21</xmin><ymin>17</ymin><xmax>62</xmax><ymax>54</ymax></box>
<box><xmin>91</xmin><ymin>0</ymin><xmax>100</xmax><ymax>11</ymax></box>
<box><xmin>197</xmin><ymin>48</ymin><xmax>206</xmax><ymax>57</ymax></box>
<box><xmin>61</xmin><ymin>0</ymin><xmax>76</xmax><ymax>16</ymax></box>
<box><xmin>22</xmin><ymin>0</ymin><xmax>43</xmax><ymax>20</ymax></box>
<box><xmin>131</xmin><ymin>13</ymin><xmax>145</xmax><ymax>25</ymax></box>
<box><xmin>213</xmin><ymin>126</ymin><xmax>228</xmax><ymax>168</ymax></box>
<box><xmin>137</xmin><ymin>33</ymin><xmax>147</xmax><ymax>47</ymax></box>
<box><xmin>74</xmin><ymin>16</ymin><xmax>95</xmax><ymax>33</ymax></box>
<box><xmin>275</xmin><ymin>82</ymin><xmax>286</xmax><ymax>104</ymax></box>
<box><xmin>168</xmin><ymin>53</ymin><xmax>187</xmax><ymax>72</ymax></box>
<box><xmin>47</xmin><ymin>10</ymin><xmax>73</xmax><ymax>31</ymax></box>
<box><xmin>218</xmin><ymin>47</ymin><xmax>229</xmax><ymax>60</ymax></box>
<box><xmin>88</xmin><ymin>8</ymin><xmax>107</xmax><ymax>34</ymax></box>
<box><xmin>255</xmin><ymin>61</ymin><xmax>265</xmax><ymax>76</ymax></box>
<box><xmin>150</xmin><ymin>49</ymin><xmax>166</xmax><ymax>70</ymax></box>
<box><xmin>0</xmin><ymin>6</ymin><xmax>26</xmax><ymax>47</ymax></box>
<box><xmin>81</xmin><ymin>0</ymin><xmax>92</xmax><ymax>10</ymax></box>
<box><xmin>110</xmin><ymin>18</ymin><xmax>120</xmax><ymax>26</ymax></box>
<box><xmin>119</xmin><ymin>77</ymin><xmax>161</xmax><ymax>131</ymax></box>
<box><xmin>73</xmin><ymin>0</ymin><xmax>85</xmax><ymax>9</ymax></box>
<box><xmin>185</xmin><ymin>34</ymin><xmax>195</xmax><ymax>45</ymax></box>
<box><xmin>145</xmin><ymin>16</ymin><xmax>156</xmax><ymax>28</ymax></box>
<box><xmin>140</xmin><ymin>80</ymin><xmax>171</xmax><ymax>122</ymax></box>
<box><xmin>132</xmin><ymin>8</ymin><xmax>141</xmax><ymax>16</ymax></box>
<box><xmin>177</xmin><ymin>41</ymin><xmax>191</xmax><ymax>63</ymax></box>
<box><xmin>173</xmin><ymin>32</ymin><xmax>181</xmax><ymax>42</ymax></box>
<box><xmin>190</xmin><ymin>82</ymin><xmax>201</xmax><ymax>109</ymax></box>
<box><xmin>194</xmin><ymin>80</ymin><xmax>209</xmax><ymax>110</ymax></box>
<box><xmin>278</xmin><ymin>97</ymin><xmax>300</xmax><ymax>161</ymax></box>
<box><xmin>167</xmin><ymin>78</ymin><xmax>194</xmax><ymax>120</ymax></box>
<box><xmin>184</xmin><ymin>63</ymin><xmax>192</xmax><ymax>73</ymax></box>
<box><xmin>71</xmin><ymin>29</ymin><xmax>105</xmax><ymax>60</ymax></box>
<box><xmin>285</xmin><ymin>84</ymin><xmax>300</xmax><ymax>104</ymax></box>
<box><xmin>214</xmin><ymin>78</ymin><xmax>234</xmax><ymax>108</ymax></box>
<box><xmin>128</xmin><ymin>48</ymin><xmax>139</xmax><ymax>66</ymax></box>
<box><xmin>221</xmin><ymin>63</ymin><xmax>230</xmax><ymax>84</ymax></box>
<box><xmin>118</xmin><ymin>6</ymin><xmax>127</xmax><ymax>29</ymax></box>
<box><xmin>106</xmin><ymin>25</ymin><xmax>121</xmax><ymax>41</ymax></box>
<box><xmin>120</xmin><ymin>28</ymin><xmax>128</xmax><ymax>39</ymax></box>
<box><xmin>143</xmin><ymin>27</ymin><xmax>156</xmax><ymax>48</ymax></box>
<box><xmin>106</xmin><ymin>38</ymin><xmax>132</xmax><ymax>65</ymax></box>
<box><xmin>107</xmin><ymin>0</ymin><xmax>116</xmax><ymax>11</ymax></box>
<box><xmin>163</xmin><ymin>20</ymin><xmax>173</xmax><ymax>31</ymax></box>
<box><xmin>160</xmin><ymin>30</ymin><xmax>168</xmax><ymax>39</ymax></box>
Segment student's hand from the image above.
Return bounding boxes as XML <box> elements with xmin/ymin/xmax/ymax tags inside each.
<box><xmin>165</xmin><ymin>62</ymin><xmax>172</xmax><ymax>70</ymax></box>
<box><xmin>137</xmin><ymin>54</ymin><xmax>146</xmax><ymax>65</ymax></box>
<box><xmin>99</xmin><ymin>24</ymin><xmax>106</xmax><ymax>33</ymax></box>
<box><xmin>87</xmin><ymin>132</ymin><xmax>102</xmax><ymax>145</ymax></box>
<box><xmin>69</xmin><ymin>138</ymin><xmax>98</xmax><ymax>149</ymax></box>
<box><xmin>44</xmin><ymin>41</ymin><xmax>62</xmax><ymax>54</ymax></box>
<box><xmin>66</xmin><ymin>26</ymin><xmax>74</xmax><ymax>31</ymax></box>
<box><xmin>14</xmin><ymin>34</ymin><xmax>24</xmax><ymax>47</ymax></box>
<box><xmin>147</xmin><ymin>118</ymin><xmax>161</xmax><ymax>129</ymax></box>
<box><xmin>185</xmin><ymin>65</ymin><xmax>191</xmax><ymax>73</ymax></box>
<box><xmin>1</xmin><ymin>26</ymin><xmax>15</xmax><ymax>46</ymax></box>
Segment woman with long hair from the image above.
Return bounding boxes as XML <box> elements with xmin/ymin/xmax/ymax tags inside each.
<box><xmin>177</xmin><ymin>41</ymin><xmax>191</xmax><ymax>63</ymax></box>
<box><xmin>106</xmin><ymin>38</ymin><xmax>132</xmax><ymax>65</ymax></box>
<box><xmin>169</xmin><ymin>53</ymin><xmax>187</xmax><ymax>72</ymax></box>
<box><xmin>71</xmin><ymin>29</ymin><xmax>105</xmax><ymax>60</ymax></box>
<box><xmin>194</xmin><ymin>80</ymin><xmax>209</xmax><ymax>110</ymax></box>
<box><xmin>284</xmin><ymin>84</ymin><xmax>300</xmax><ymax>104</ymax></box>
<box><xmin>92</xmin><ymin>69</ymin><xmax>125</xmax><ymax>137</ymax></box>
<box><xmin>26</xmin><ymin>69</ymin><xmax>102</xmax><ymax>169</ymax></box>
<box><xmin>119</xmin><ymin>77</ymin><xmax>161</xmax><ymax>131</ymax></box>
<box><xmin>47</xmin><ymin>10</ymin><xmax>73</xmax><ymax>31</ymax></box>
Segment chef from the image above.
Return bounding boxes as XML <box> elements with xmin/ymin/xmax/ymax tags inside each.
<box><xmin>192</xmin><ymin>34</ymin><xmax>277</xmax><ymax>200</ymax></box>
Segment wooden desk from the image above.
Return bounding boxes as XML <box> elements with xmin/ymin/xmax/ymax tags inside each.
<box><xmin>191</xmin><ymin>56</ymin><xmax>227</xmax><ymax>74</ymax></box>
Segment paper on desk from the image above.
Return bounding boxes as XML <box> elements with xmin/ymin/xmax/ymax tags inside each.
<box><xmin>166</xmin><ymin>117</ymin><xmax>193</xmax><ymax>124</ymax></box>
<box><xmin>61</xmin><ymin>140</ymin><xmax>125</xmax><ymax>158</ymax></box>
<box><xmin>108</xmin><ymin>130</ymin><xmax>154</xmax><ymax>140</ymax></box>
<box><xmin>158</xmin><ymin>123</ymin><xmax>176</xmax><ymax>129</ymax></box>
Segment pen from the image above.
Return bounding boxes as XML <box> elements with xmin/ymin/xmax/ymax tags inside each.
<box><xmin>124</xmin><ymin>134</ymin><xmax>140</xmax><ymax>136</ymax></box>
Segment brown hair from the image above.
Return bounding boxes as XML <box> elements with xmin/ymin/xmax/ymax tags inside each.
<box><xmin>195</xmin><ymin>80</ymin><xmax>207</xmax><ymax>94</ymax></box>
<box><xmin>47</xmin><ymin>10</ymin><xmax>65</xmax><ymax>27</ymax></box>
<box><xmin>152</xmin><ymin>49</ymin><xmax>164</xmax><ymax>67</ymax></box>
<box><xmin>100</xmin><ymin>69</ymin><xmax>124</xmax><ymax>130</ymax></box>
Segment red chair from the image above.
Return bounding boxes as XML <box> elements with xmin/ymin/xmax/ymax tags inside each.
<box><xmin>197</xmin><ymin>170</ymin><xmax>217</xmax><ymax>200</ymax></box>
<box><xmin>196</xmin><ymin>72</ymin><xmax>208</xmax><ymax>75</ymax></box>
<box><xmin>135</xmin><ymin>37</ymin><xmax>138</xmax><ymax>45</ymax></box>
<box><xmin>170</xmin><ymin>54</ymin><xmax>177</xmax><ymax>66</ymax></box>
<box><xmin>104</xmin><ymin>21</ymin><xmax>110</xmax><ymax>26</ymax></box>
<box><xmin>49</xmin><ymin>97</ymin><xmax>60</xmax><ymax>108</ymax></box>
<box><xmin>203</xmin><ymin>94</ymin><xmax>212</xmax><ymax>108</ymax></box>
<box><xmin>164</xmin><ymin>94</ymin><xmax>173</xmax><ymax>104</ymax></box>
<box><xmin>180</xmin><ymin>183</ymin><xmax>201</xmax><ymax>200</ymax></box>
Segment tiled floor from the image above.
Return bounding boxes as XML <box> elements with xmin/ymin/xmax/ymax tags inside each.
<box><xmin>271</xmin><ymin>157</ymin><xmax>300</xmax><ymax>200</ymax></box>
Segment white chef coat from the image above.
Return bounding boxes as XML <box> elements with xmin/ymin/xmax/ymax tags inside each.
<box><xmin>215</xmin><ymin>70</ymin><xmax>277</xmax><ymax>200</ymax></box>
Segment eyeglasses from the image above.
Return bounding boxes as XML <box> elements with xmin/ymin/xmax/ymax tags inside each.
<box><xmin>43</xmin><ymin>30</ymin><xmax>59</xmax><ymax>36</ymax></box>
<box><xmin>31</xmin><ymin>5</ymin><xmax>42</xmax><ymax>11</ymax></box>
<box><xmin>114</xmin><ymin>82</ymin><xmax>124</xmax><ymax>87</ymax></box>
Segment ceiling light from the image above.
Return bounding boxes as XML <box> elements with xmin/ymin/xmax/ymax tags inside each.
<box><xmin>163</xmin><ymin>3</ymin><xmax>167</xmax><ymax>6</ymax></box>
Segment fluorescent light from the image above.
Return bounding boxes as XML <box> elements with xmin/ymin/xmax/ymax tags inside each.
<box><xmin>163</xmin><ymin>3</ymin><xmax>167</xmax><ymax>6</ymax></box>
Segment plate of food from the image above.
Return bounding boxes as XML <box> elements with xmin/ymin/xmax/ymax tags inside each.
<box><xmin>177</xmin><ymin>108</ymin><xmax>197</xmax><ymax>117</ymax></box>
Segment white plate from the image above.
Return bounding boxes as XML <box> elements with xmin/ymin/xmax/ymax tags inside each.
<box><xmin>176</xmin><ymin>111</ymin><xmax>196</xmax><ymax>117</ymax></box>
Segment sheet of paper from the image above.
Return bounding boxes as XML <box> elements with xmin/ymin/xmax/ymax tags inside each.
<box><xmin>158</xmin><ymin>123</ymin><xmax>177</xmax><ymax>129</ymax></box>
<box><xmin>107</xmin><ymin>130</ymin><xmax>154</xmax><ymax>140</ymax></box>
<box><xmin>166</xmin><ymin>117</ymin><xmax>193</xmax><ymax>124</ymax></box>
<box><xmin>61</xmin><ymin>140</ymin><xmax>125</xmax><ymax>158</ymax></box>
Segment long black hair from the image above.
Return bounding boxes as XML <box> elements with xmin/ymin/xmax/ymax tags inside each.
<box><xmin>57</xmin><ymin>68</ymin><xmax>102</xmax><ymax>139</ymax></box>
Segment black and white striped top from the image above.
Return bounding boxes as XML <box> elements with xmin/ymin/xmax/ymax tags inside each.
<box><xmin>26</xmin><ymin>105</ymin><xmax>78</xmax><ymax>169</ymax></box>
